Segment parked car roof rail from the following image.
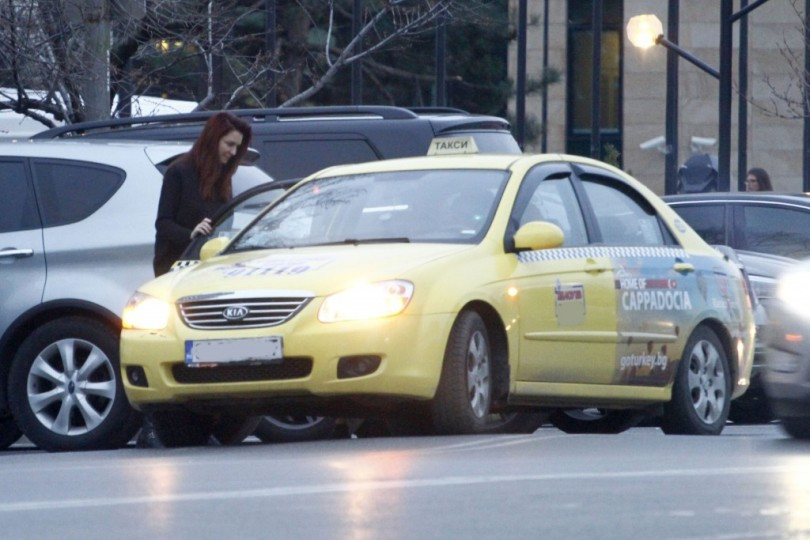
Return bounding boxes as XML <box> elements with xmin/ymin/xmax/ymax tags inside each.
<box><xmin>32</xmin><ymin>105</ymin><xmax>426</xmax><ymax>139</ymax></box>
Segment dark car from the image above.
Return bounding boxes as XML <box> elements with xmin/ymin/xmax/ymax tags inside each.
<box><xmin>32</xmin><ymin>106</ymin><xmax>521</xmax><ymax>180</ymax></box>
<box><xmin>664</xmin><ymin>192</ymin><xmax>807</xmax><ymax>423</ymax></box>
<box><xmin>762</xmin><ymin>259</ymin><xmax>810</xmax><ymax>438</ymax></box>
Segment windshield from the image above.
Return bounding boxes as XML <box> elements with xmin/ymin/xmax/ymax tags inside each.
<box><xmin>229</xmin><ymin>169</ymin><xmax>509</xmax><ymax>251</ymax></box>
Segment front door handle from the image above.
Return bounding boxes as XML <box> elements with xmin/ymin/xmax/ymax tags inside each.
<box><xmin>0</xmin><ymin>248</ymin><xmax>34</xmax><ymax>259</ymax></box>
<box><xmin>584</xmin><ymin>257</ymin><xmax>608</xmax><ymax>273</ymax></box>
<box><xmin>673</xmin><ymin>262</ymin><xmax>695</xmax><ymax>273</ymax></box>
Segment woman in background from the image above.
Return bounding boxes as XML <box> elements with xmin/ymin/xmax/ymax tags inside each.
<box><xmin>745</xmin><ymin>167</ymin><xmax>773</xmax><ymax>192</ymax></box>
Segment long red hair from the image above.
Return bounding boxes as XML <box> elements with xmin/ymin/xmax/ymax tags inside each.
<box><xmin>182</xmin><ymin>112</ymin><xmax>252</xmax><ymax>201</ymax></box>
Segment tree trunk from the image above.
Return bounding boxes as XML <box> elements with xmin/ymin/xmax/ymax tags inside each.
<box><xmin>66</xmin><ymin>0</ymin><xmax>111</xmax><ymax>121</ymax></box>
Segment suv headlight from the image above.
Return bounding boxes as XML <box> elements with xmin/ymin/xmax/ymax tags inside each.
<box><xmin>122</xmin><ymin>292</ymin><xmax>171</xmax><ymax>330</ymax></box>
<box><xmin>776</xmin><ymin>270</ymin><xmax>810</xmax><ymax>319</ymax></box>
<box><xmin>318</xmin><ymin>280</ymin><xmax>414</xmax><ymax>322</ymax></box>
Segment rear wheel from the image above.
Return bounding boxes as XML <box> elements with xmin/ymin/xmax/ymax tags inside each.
<box><xmin>550</xmin><ymin>408</ymin><xmax>643</xmax><ymax>434</ymax></box>
<box><xmin>8</xmin><ymin>317</ymin><xmax>141</xmax><ymax>451</ymax></box>
<box><xmin>431</xmin><ymin>311</ymin><xmax>494</xmax><ymax>434</ymax></box>
<box><xmin>150</xmin><ymin>410</ymin><xmax>213</xmax><ymax>448</ymax></box>
<box><xmin>661</xmin><ymin>326</ymin><xmax>731</xmax><ymax>435</ymax></box>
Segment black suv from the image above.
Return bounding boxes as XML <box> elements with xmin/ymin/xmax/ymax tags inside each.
<box><xmin>33</xmin><ymin>106</ymin><xmax>521</xmax><ymax>180</ymax></box>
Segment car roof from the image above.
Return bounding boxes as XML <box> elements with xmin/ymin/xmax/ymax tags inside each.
<box><xmin>663</xmin><ymin>192</ymin><xmax>810</xmax><ymax>206</ymax></box>
<box><xmin>0</xmin><ymin>138</ymin><xmax>192</xmax><ymax>159</ymax></box>
<box><xmin>31</xmin><ymin>106</ymin><xmax>513</xmax><ymax>139</ymax></box>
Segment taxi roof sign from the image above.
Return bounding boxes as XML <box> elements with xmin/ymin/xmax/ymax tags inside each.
<box><xmin>427</xmin><ymin>136</ymin><xmax>479</xmax><ymax>156</ymax></box>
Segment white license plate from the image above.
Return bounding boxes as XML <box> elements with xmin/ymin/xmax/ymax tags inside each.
<box><xmin>185</xmin><ymin>336</ymin><xmax>283</xmax><ymax>365</ymax></box>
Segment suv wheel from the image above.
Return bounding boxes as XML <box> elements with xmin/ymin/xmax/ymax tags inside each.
<box><xmin>8</xmin><ymin>317</ymin><xmax>141</xmax><ymax>451</ymax></box>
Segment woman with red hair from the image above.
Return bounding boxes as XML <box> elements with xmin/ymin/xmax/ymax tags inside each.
<box><xmin>153</xmin><ymin>111</ymin><xmax>252</xmax><ymax>276</ymax></box>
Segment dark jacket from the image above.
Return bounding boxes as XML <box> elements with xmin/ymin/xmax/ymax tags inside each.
<box><xmin>153</xmin><ymin>159</ymin><xmax>227</xmax><ymax>276</ymax></box>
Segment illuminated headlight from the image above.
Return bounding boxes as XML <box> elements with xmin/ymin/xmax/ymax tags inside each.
<box><xmin>122</xmin><ymin>292</ymin><xmax>171</xmax><ymax>330</ymax></box>
<box><xmin>318</xmin><ymin>280</ymin><xmax>414</xmax><ymax>323</ymax></box>
<box><xmin>776</xmin><ymin>270</ymin><xmax>810</xmax><ymax>319</ymax></box>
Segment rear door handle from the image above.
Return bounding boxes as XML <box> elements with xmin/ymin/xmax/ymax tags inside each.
<box><xmin>673</xmin><ymin>262</ymin><xmax>695</xmax><ymax>273</ymax></box>
<box><xmin>0</xmin><ymin>248</ymin><xmax>34</xmax><ymax>259</ymax></box>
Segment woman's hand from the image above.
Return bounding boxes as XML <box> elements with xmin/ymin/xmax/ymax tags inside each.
<box><xmin>190</xmin><ymin>217</ymin><xmax>213</xmax><ymax>239</ymax></box>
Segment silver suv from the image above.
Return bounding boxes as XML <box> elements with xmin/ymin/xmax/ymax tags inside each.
<box><xmin>0</xmin><ymin>139</ymin><xmax>271</xmax><ymax>451</ymax></box>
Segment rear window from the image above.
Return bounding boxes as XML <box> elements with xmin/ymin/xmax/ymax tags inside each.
<box><xmin>261</xmin><ymin>139</ymin><xmax>379</xmax><ymax>180</ymax></box>
<box><xmin>0</xmin><ymin>159</ymin><xmax>40</xmax><ymax>232</ymax></box>
<box><xmin>31</xmin><ymin>160</ymin><xmax>124</xmax><ymax>227</ymax></box>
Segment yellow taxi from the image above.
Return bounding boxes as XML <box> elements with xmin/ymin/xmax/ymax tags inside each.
<box><xmin>120</xmin><ymin>150</ymin><xmax>755</xmax><ymax>446</ymax></box>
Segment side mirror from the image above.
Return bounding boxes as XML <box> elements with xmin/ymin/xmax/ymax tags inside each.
<box><xmin>199</xmin><ymin>236</ymin><xmax>230</xmax><ymax>261</ymax></box>
<box><xmin>513</xmin><ymin>221</ymin><xmax>564</xmax><ymax>251</ymax></box>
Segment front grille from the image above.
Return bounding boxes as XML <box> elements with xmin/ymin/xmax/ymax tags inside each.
<box><xmin>172</xmin><ymin>357</ymin><xmax>313</xmax><ymax>383</ymax></box>
<box><xmin>178</xmin><ymin>294</ymin><xmax>311</xmax><ymax>329</ymax></box>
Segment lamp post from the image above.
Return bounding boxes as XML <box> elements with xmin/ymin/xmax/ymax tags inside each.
<box><xmin>627</xmin><ymin>3</ymin><xmax>770</xmax><ymax>194</ymax></box>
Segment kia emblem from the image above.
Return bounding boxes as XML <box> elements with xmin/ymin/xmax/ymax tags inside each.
<box><xmin>223</xmin><ymin>305</ymin><xmax>249</xmax><ymax>321</ymax></box>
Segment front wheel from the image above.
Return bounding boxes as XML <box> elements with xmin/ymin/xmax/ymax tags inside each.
<box><xmin>431</xmin><ymin>311</ymin><xmax>494</xmax><ymax>434</ymax></box>
<box><xmin>150</xmin><ymin>410</ymin><xmax>213</xmax><ymax>448</ymax></box>
<box><xmin>550</xmin><ymin>408</ymin><xmax>644</xmax><ymax>434</ymax></box>
<box><xmin>661</xmin><ymin>326</ymin><xmax>731</xmax><ymax>435</ymax></box>
<box><xmin>8</xmin><ymin>317</ymin><xmax>141</xmax><ymax>451</ymax></box>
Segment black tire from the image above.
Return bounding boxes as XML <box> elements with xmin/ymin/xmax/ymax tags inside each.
<box><xmin>780</xmin><ymin>418</ymin><xmax>810</xmax><ymax>439</ymax></box>
<box><xmin>253</xmin><ymin>415</ymin><xmax>338</xmax><ymax>443</ymax></box>
<box><xmin>431</xmin><ymin>311</ymin><xmax>495</xmax><ymax>435</ymax></box>
<box><xmin>150</xmin><ymin>410</ymin><xmax>213</xmax><ymax>448</ymax></box>
<box><xmin>0</xmin><ymin>414</ymin><xmax>23</xmax><ymax>449</ymax></box>
<box><xmin>661</xmin><ymin>326</ymin><xmax>731</xmax><ymax>435</ymax></box>
<box><xmin>211</xmin><ymin>415</ymin><xmax>262</xmax><ymax>445</ymax></box>
<box><xmin>549</xmin><ymin>408</ymin><xmax>644</xmax><ymax>434</ymax></box>
<box><xmin>481</xmin><ymin>411</ymin><xmax>549</xmax><ymax>434</ymax></box>
<box><xmin>8</xmin><ymin>317</ymin><xmax>141</xmax><ymax>452</ymax></box>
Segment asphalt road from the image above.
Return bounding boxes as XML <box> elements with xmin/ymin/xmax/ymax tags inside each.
<box><xmin>2</xmin><ymin>424</ymin><xmax>807</xmax><ymax>539</ymax></box>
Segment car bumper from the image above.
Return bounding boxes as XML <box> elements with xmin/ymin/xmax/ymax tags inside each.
<box><xmin>121</xmin><ymin>312</ymin><xmax>456</xmax><ymax>411</ymax></box>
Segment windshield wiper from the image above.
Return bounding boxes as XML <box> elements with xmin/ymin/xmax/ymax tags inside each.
<box><xmin>342</xmin><ymin>237</ymin><xmax>411</xmax><ymax>245</ymax></box>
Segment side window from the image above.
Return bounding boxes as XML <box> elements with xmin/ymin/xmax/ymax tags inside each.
<box><xmin>513</xmin><ymin>170</ymin><xmax>588</xmax><ymax>246</ymax></box>
<box><xmin>669</xmin><ymin>204</ymin><xmax>725</xmax><ymax>245</ymax></box>
<box><xmin>262</xmin><ymin>139</ymin><xmax>379</xmax><ymax>179</ymax></box>
<box><xmin>581</xmin><ymin>179</ymin><xmax>665</xmax><ymax>246</ymax></box>
<box><xmin>0</xmin><ymin>159</ymin><xmax>40</xmax><ymax>233</ymax></box>
<box><xmin>737</xmin><ymin>205</ymin><xmax>810</xmax><ymax>259</ymax></box>
<box><xmin>31</xmin><ymin>160</ymin><xmax>124</xmax><ymax>227</ymax></box>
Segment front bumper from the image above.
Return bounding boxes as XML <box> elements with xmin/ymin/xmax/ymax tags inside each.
<box><xmin>121</xmin><ymin>309</ymin><xmax>456</xmax><ymax>412</ymax></box>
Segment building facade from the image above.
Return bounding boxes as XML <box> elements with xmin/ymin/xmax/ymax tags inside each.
<box><xmin>509</xmin><ymin>0</ymin><xmax>804</xmax><ymax>194</ymax></box>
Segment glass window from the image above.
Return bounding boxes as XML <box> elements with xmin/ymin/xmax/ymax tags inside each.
<box><xmin>262</xmin><ymin>139</ymin><xmax>379</xmax><ymax>180</ymax></box>
<box><xmin>231</xmin><ymin>169</ymin><xmax>509</xmax><ymax>251</ymax></box>
<box><xmin>669</xmin><ymin>204</ymin><xmax>726</xmax><ymax>245</ymax></box>
<box><xmin>0</xmin><ymin>160</ymin><xmax>40</xmax><ymax>233</ymax></box>
<box><xmin>31</xmin><ymin>160</ymin><xmax>124</xmax><ymax>227</ymax></box>
<box><xmin>515</xmin><ymin>176</ymin><xmax>588</xmax><ymax>246</ymax></box>
<box><xmin>566</xmin><ymin>0</ymin><xmax>623</xmax><ymax>163</ymax></box>
<box><xmin>737</xmin><ymin>205</ymin><xmax>810</xmax><ymax>259</ymax></box>
<box><xmin>582</xmin><ymin>180</ymin><xmax>664</xmax><ymax>246</ymax></box>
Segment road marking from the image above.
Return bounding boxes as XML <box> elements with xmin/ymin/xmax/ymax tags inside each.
<box><xmin>0</xmin><ymin>465</ymin><xmax>792</xmax><ymax>513</ymax></box>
